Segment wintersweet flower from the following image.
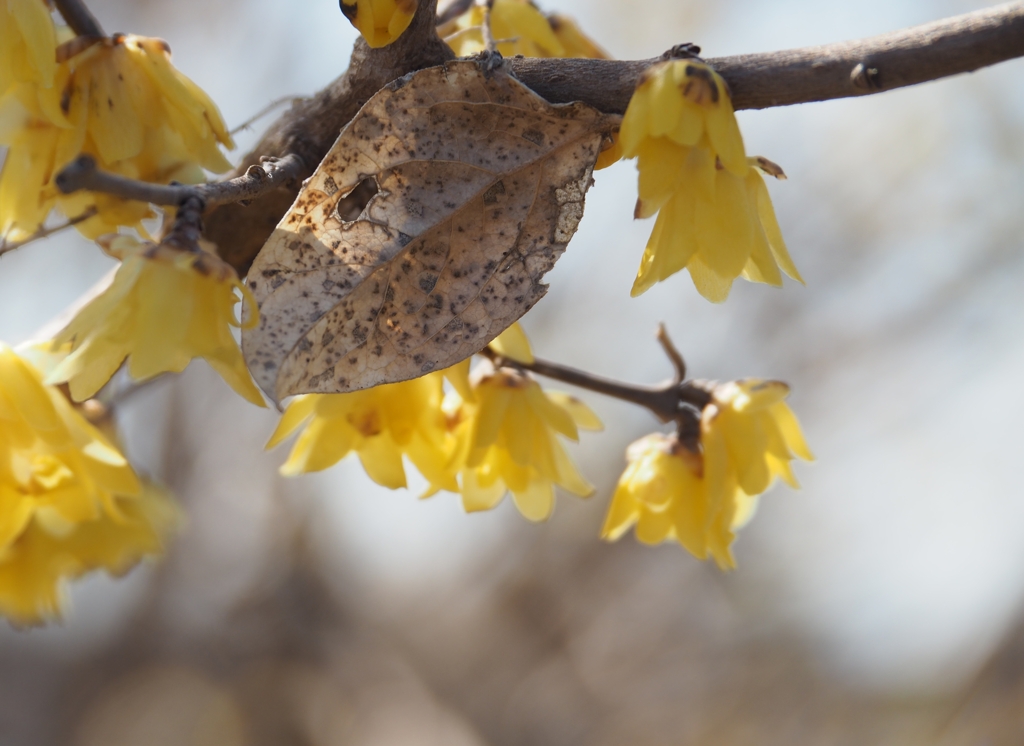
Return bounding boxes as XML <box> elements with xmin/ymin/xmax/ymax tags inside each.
<box><xmin>620</xmin><ymin>59</ymin><xmax>802</xmax><ymax>301</ymax></box>
<box><xmin>48</xmin><ymin>235</ymin><xmax>265</xmax><ymax>406</ymax></box>
<box><xmin>0</xmin><ymin>479</ymin><xmax>178</xmax><ymax>626</ymax></box>
<box><xmin>267</xmin><ymin>370</ymin><xmax>457</xmax><ymax>490</ymax></box>
<box><xmin>0</xmin><ymin>31</ymin><xmax>234</xmax><ymax>242</ymax></box>
<box><xmin>443</xmin><ymin>359</ymin><xmax>601</xmax><ymax>521</ymax></box>
<box><xmin>341</xmin><ymin>0</ymin><xmax>417</xmax><ymax>48</ymax></box>
<box><xmin>603</xmin><ymin>379</ymin><xmax>811</xmax><ymax>568</ymax></box>
<box><xmin>601</xmin><ymin>433</ymin><xmax>719</xmax><ymax>557</ymax></box>
<box><xmin>0</xmin><ymin>0</ymin><xmax>58</xmax><ymax>94</ymax></box>
<box><xmin>441</xmin><ymin>0</ymin><xmax>565</xmax><ymax>58</ymax></box>
<box><xmin>0</xmin><ymin>343</ymin><xmax>177</xmax><ymax>625</ymax></box>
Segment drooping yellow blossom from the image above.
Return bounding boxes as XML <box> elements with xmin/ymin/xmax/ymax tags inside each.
<box><xmin>0</xmin><ymin>0</ymin><xmax>58</xmax><ymax>94</ymax></box>
<box><xmin>0</xmin><ymin>480</ymin><xmax>178</xmax><ymax>626</ymax></box>
<box><xmin>47</xmin><ymin>235</ymin><xmax>265</xmax><ymax>406</ymax></box>
<box><xmin>603</xmin><ymin>379</ymin><xmax>812</xmax><ymax>568</ymax></box>
<box><xmin>441</xmin><ymin>0</ymin><xmax>604</xmax><ymax>59</ymax></box>
<box><xmin>0</xmin><ymin>343</ymin><xmax>177</xmax><ymax>626</ymax></box>
<box><xmin>341</xmin><ymin>0</ymin><xmax>417</xmax><ymax>48</ymax></box>
<box><xmin>0</xmin><ymin>31</ymin><xmax>234</xmax><ymax>243</ymax></box>
<box><xmin>267</xmin><ymin>369</ymin><xmax>458</xmax><ymax>490</ymax></box>
<box><xmin>620</xmin><ymin>60</ymin><xmax>802</xmax><ymax>301</ymax></box>
<box><xmin>441</xmin><ymin>358</ymin><xmax>602</xmax><ymax>522</ymax></box>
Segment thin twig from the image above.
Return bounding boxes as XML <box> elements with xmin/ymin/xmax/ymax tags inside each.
<box><xmin>52</xmin><ymin>0</ymin><xmax>105</xmax><ymax>38</ymax></box>
<box><xmin>0</xmin><ymin>209</ymin><xmax>97</xmax><ymax>257</ymax></box>
<box><xmin>230</xmin><ymin>96</ymin><xmax>307</xmax><ymax>136</ymax></box>
<box><xmin>54</xmin><ymin>153</ymin><xmax>307</xmax><ymax>208</ymax></box>
<box><xmin>655</xmin><ymin>323</ymin><xmax>686</xmax><ymax>383</ymax></box>
<box><xmin>477</xmin><ymin>0</ymin><xmax>497</xmax><ymax>53</ymax></box>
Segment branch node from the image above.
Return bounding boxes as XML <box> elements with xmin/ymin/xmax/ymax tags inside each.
<box><xmin>850</xmin><ymin>62</ymin><xmax>882</xmax><ymax>91</ymax></box>
<box><xmin>662</xmin><ymin>42</ymin><xmax>703</xmax><ymax>61</ymax></box>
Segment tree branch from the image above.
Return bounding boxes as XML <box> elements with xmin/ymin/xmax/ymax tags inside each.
<box><xmin>43</xmin><ymin>2</ymin><xmax>1024</xmax><ymax>271</ymax></box>
<box><xmin>52</xmin><ymin>0</ymin><xmax>105</xmax><ymax>38</ymax></box>
<box><xmin>196</xmin><ymin>1</ymin><xmax>1022</xmax><ymax>275</ymax></box>
<box><xmin>55</xmin><ymin>154</ymin><xmax>307</xmax><ymax>208</ymax></box>
<box><xmin>506</xmin><ymin>1</ymin><xmax>1024</xmax><ymax>112</ymax></box>
<box><xmin>492</xmin><ymin>326</ymin><xmax>712</xmax><ymax>426</ymax></box>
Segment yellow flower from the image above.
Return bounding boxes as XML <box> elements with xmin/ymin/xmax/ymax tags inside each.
<box><xmin>0</xmin><ymin>32</ymin><xmax>233</xmax><ymax>243</ymax></box>
<box><xmin>0</xmin><ymin>0</ymin><xmax>58</xmax><ymax>94</ymax></box>
<box><xmin>441</xmin><ymin>0</ymin><xmax>565</xmax><ymax>58</ymax></box>
<box><xmin>601</xmin><ymin>433</ymin><xmax>716</xmax><ymax>555</ymax></box>
<box><xmin>341</xmin><ymin>0</ymin><xmax>417</xmax><ymax>48</ymax></box>
<box><xmin>442</xmin><ymin>359</ymin><xmax>602</xmax><ymax>521</ymax></box>
<box><xmin>0</xmin><ymin>343</ymin><xmax>177</xmax><ymax>626</ymax></box>
<box><xmin>603</xmin><ymin>380</ymin><xmax>812</xmax><ymax>568</ymax></box>
<box><xmin>620</xmin><ymin>60</ymin><xmax>802</xmax><ymax>301</ymax></box>
<box><xmin>48</xmin><ymin>235</ymin><xmax>265</xmax><ymax>406</ymax></box>
<box><xmin>548</xmin><ymin>14</ymin><xmax>609</xmax><ymax>59</ymax></box>
<box><xmin>0</xmin><ymin>480</ymin><xmax>178</xmax><ymax>626</ymax></box>
<box><xmin>267</xmin><ymin>369</ymin><xmax>458</xmax><ymax>490</ymax></box>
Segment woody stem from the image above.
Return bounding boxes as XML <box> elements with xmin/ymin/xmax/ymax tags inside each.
<box><xmin>511</xmin><ymin>356</ymin><xmax>711</xmax><ymax>425</ymax></box>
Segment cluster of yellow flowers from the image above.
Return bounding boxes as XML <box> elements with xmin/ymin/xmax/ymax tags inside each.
<box><xmin>440</xmin><ymin>0</ymin><xmax>607</xmax><ymax>59</ymax></box>
<box><xmin>269</xmin><ymin>325</ymin><xmax>602</xmax><ymax>522</ymax></box>
<box><xmin>49</xmin><ymin>235</ymin><xmax>265</xmax><ymax>406</ymax></box>
<box><xmin>268</xmin><ymin>326</ymin><xmax>810</xmax><ymax>565</ymax></box>
<box><xmin>618</xmin><ymin>60</ymin><xmax>803</xmax><ymax>301</ymax></box>
<box><xmin>340</xmin><ymin>0</ymin><xmax>418</xmax><ymax>48</ymax></box>
<box><xmin>0</xmin><ymin>343</ymin><xmax>177</xmax><ymax>625</ymax></box>
<box><xmin>0</xmin><ymin>0</ymin><xmax>233</xmax><ymax>242</ymax></box>
<box><xmin>603</xmin><ymin>380</ymin><xmax>812</xmax><ymax>568</ymax></box>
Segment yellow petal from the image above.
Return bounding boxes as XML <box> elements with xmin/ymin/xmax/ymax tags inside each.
<box><xmin>635</xmin><ymin>506</ymin><xmax>674</xmax><ymax>545</ymax></box>
<box><xmin>769</xmin><ymin>401</ymin><xmax>814</xmax><ymax>461</ymax></box>
<box><xmin>601</xmin><ymin>484</ymin><xmax>640</xmax><ymax>541</ymax></box>
<box><xmin>488</xmin><ymin>322</ymin><xmax>534</xmax><ymax>364</ymax></box>
<box><xmin>544</xmin><ymin>392</ymin><xmax>603</xmax><ymax>431</ymax></box>
<box><xmin>266</xmin><ymin>395</ymin><xmax>320</xmax><ymax>449</ymax></box>
<box><xmin>635</xmin><ymin>137</ymin><xmax>687</xmax><ymax>218</ymax></box>
<box><xmin>526</xmin><ymin>384</ymin><xmax>577</xmax><ymax>441</ymax></box>
<box><xmin>357</xmin><ymin>434</ymin><xmax>407</xmax><ymax>489</ymax></box>
<box><xmin>704</xmin><ymin>91</ymin><xmax>747</xmax><ymax>177</ymax></box>
<box><xmin>510</xmin><ymin>478</ymin><xmax>554</xmax><ymax>522</ymax></box>
<box><xmin>751</xmin><ymin>167</ymin><xmax>803</xmax><ymax>283</ymax></box>
<box><xmin>686</xmin><ymin>254</ymin><xmax>733</xmax><ymax>303</ymax></box>
<box><xmin>461</xmin><ymin>468</ymin><xmax>507</xmax><ymax>513</ymax></box>
<box><xmin>646</xmin><ymin>67</ymin><xmax>683</xmax><ymax>139</ymax></box>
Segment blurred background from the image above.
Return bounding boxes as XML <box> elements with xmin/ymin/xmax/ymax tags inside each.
<box><xmin>2</xmin><ymin>0</ymin><xmax>1024</xmax><ymax>743</ymax></box>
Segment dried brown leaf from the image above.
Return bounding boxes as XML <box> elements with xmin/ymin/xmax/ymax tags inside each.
<box><xmin>242</xmin><ymin>60</ymin><xmax>616</xmax><ymax>401</ymax></box>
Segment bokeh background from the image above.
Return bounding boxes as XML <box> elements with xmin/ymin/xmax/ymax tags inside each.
<box><xmin>2</xmin><ymin>0</ymin><xmax>1024</xmax><ymax>743</ymax></box>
